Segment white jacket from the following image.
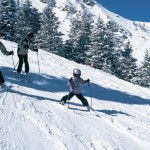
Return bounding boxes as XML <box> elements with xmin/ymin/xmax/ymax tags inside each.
<box><xmin>17</xmin><ymin>37</ymin><xmax>34</xmax><ymax>55</ymax></box>
<box><xmin>68</xmin><ymin>77</ymin><xmax>88</xmax><ymax>94</ymax></box>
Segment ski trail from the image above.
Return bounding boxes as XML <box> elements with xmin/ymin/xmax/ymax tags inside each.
<box><xmin>6</xmin><ymin>79</ymin><xmax>149</xmax><ymax>150</ymax></box>
<box><xmin>7</xmin><ymin>91</ymin><xmax>72</xmax><ymax>150</ymax></box>
<box><xmin>0</xmin><ymin>91</ymin><xmax>9</xmax><ymax>105</ymax></box>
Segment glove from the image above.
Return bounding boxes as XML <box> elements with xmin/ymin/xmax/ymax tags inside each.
<box><xmin>23</xmin><ymin>44</ymin><xmax>29</xmax><ymax>49</ymax></box>
<box><xmin>34</xmin><ymin>48</ymin><xmax>38</xmax><ymax>52</ymax></box>
<box><xmin>69</xmin><ymin>77</ymin><xmax>72</xmax><ymax>83</ymax></box>
<box><xmin>86</xmin><ymin>78</ymin><xmax>90</xmax><ymax>83</ymax></box>
<box><xmin>9</xmin><ymin>50</ymin><xmax>14</xmax><ymax>55</ymax></box>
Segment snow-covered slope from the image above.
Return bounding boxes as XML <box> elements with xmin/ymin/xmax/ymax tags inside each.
<box><xmin>0</xmin><ymin>40</ymin><xmax>150</xmax><ymax>150</ymax></box>
<box><xmin>20</xmin><ymin>0</ymin><xmax>150</xmax><ymax>65</ymax></box>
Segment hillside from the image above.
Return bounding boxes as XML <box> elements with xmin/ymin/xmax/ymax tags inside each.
<box><xmin>0</xmin><ymin>40</ymin><xmax>150</xmax><ymax>150</ymax></box>
<box><xmin>19</xmin><ymin>0</ymin><xmax>150</xmax><ymax>66</ymax></box>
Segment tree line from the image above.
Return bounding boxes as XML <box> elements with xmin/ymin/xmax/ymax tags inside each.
<box><xmin>0</xmin><ymin>0</ymin><xmax>150</xmax><ymax>88</ymax></box>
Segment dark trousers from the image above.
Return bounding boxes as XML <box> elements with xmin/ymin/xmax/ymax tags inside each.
<box><xmin>60</xmin><ymin>92</ymin><xmax>89</xmax><ymax>106</ymax></box>
<box><xmin>0</xmin><ymin>71</ymin><xmax>5</xmax><ymax>84</ymax></box>
<box><xmin>17</xmin><ymin>54</ymin><xmax>29</xmax><ymax>73</ymax></box>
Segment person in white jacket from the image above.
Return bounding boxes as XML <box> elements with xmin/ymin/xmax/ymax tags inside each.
<box><xmin>17</xmin><ymin>32</ymin><xmax>38</xmax><ymax>74</ymax></box>
<box><xmin>59</xmin><ymin>68</ymin><xmax>90</xmax><ymax>110</ymax></box>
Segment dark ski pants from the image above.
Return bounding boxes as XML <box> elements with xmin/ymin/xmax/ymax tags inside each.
<box><xmin>0</xmin><ymin>71</ymin><xmax>5</xmax><ymax>84</ymax></box>
<box><xmin>60</xmin><ymin>92</ymin><xmax>89</xmax><ymax>106</ymax></box>
<box><xmin>17</xmin><ymin>54</ymin><xmax>29</xmax><ymax>73</ymax></box>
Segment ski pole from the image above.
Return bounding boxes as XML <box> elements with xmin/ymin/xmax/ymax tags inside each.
<box><xmin>11</xmin><ymin>61</ymin><xmax>19</xmax><ymax>73</ymax></box>
<box><xmin>88</xmin><ymin>83</ymin><xmax>93</xmax><ymax>107</ymax></box>
<box><xmin>67</xmin><ymin>95</ymin><xmax>70</xmax><ymax>108</ymax></box>
<box><xmin>12</xmin><ymin>55</ymin><xmax>15</xmax><ymax>68</ymax></box>
<box><xmin>37</xmin><ymin>52</ymin><xmax>41</xmax><ymax>76</ymax></box>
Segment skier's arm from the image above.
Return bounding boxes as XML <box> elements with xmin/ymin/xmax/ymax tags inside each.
<box><xmin>0</xmin><ymin>41</ymin><xmax>13</xmax><ymax>56</ymax></box>
<box><xmin>29</xmin><ymin>42</ymin><xmax>38</xmax><ymax>52</ymax></box>
<box><xmin>20</xmin><ymin>40</ymin><xmax>29</xmax><ymax>49</ymax></box>
<box><xmin>68</xmin><ymin>77</ymin><xmax>73</xmax><ymax>87</ymax></box>
<box><xmin>85</xmin><ymin>78</ymin><xmax>90</xmax><ymax>83</ymax></box>
<box><xmin>80</xmin><ymin>78</ymin><xmax>90</xmax><ymax>84</ymax></box>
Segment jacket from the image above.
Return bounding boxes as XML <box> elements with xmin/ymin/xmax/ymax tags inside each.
<box><xmin>17</xmin><ymin>37</ymin><xmax>34</xmax><ymax>55</ymax></box>
<box><xmin>68</xmin><ymin>77</ymin><xmax>88</xmax><ymax>94</ymax></box>
<box><xmin>0</xmin><ymin>41</ymin><xmax>10</xmax><ymax>56</ymax></box>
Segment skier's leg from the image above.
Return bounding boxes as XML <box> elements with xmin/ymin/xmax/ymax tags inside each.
<box><xmin>17</xmin><ymin>54</ymin><xmax>23</xmax><ymax>73</ymax></box>
<box><xmin>76</xmin><ymin>94</ymin><xmax>89</xmax><ymax>106</ymax></box>
<box><xmin>59</xmin><ymin>92</ymin><xmax>74</xmax><ymax>103</ymax></box>
<box><xmin>0</xmin><ymin>71</ymin><xmax>5</xmax><ymax>84</ymax></box>
<box><xmin>23</xmin><ymin>54</ymin><xmax>29</xmax><ymax>73</ymax></box>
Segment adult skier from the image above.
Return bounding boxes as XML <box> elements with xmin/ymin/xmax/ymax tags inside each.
<box><xmin>59</xmin><ymin>68</ymin><xmax>90</xmax><ymax>110</ymax></box>
<box><xmin>0</xmin><ymin>41</ymin><xmax>14</xmax><ymax>88</ymax></box>
<box><xmin>16</xmin><ymin>32</ymin><xmax>38</xmax><ymax>75</ymax></box>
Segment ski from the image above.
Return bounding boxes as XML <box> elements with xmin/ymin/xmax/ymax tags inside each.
<box><xmin>58</xmin><ymin>101</ymin><xmax>70</xmax><ymax>108</ymax></box>
<box><xmin>72</xmin><ymin>106</ymin><xmax>101</xmax><ymax>118</ymax></box>
<box><xmin>57</xmin><ymin>101</ymin><xmax>101</xmax><ymax>118</ymax></box>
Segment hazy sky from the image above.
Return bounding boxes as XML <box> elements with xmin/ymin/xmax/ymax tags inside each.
<box><xmin>96</xmin><ymin>0</ymin><xmax>150</xmax><ymax>22</ymax></box>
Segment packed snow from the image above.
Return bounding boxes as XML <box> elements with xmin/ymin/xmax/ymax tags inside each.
<box><xmin>1</xmin><ymin>0</ymin><xmax>150</xmax><ymax>149</ymax></box>
<box><xmin>0</xmin><ymin>40</ymin><xmax>150</xmax><ymax>150</ymax></box>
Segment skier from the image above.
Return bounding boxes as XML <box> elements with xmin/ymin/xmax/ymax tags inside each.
<box><xmin>0</xmin><ymin>41</ymin><xmax>14</xmax><ymax>88</ymax></box>
<box><xmin>59</xmin><ymin>68</ymin><xmax>91</xmax><ymax>110</ymax></box>
<box><xmin>16</xmin><ymin>32</ymin><xmax>38</xmax><ymax>75</ymax></box>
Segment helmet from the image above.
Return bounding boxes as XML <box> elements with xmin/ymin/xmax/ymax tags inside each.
<box><xmin>73</xmin><ymin>68</ymin><xmax>81</xmax><ymax>77</ymax></box>
<box><xmin>27</xmin><ymin>32</ymin><xmax>34</xmax><ymax>38</ymax></box>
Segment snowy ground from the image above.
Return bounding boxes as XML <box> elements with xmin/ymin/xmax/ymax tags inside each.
<box><xmin>0</xmin><ymin>40</ymin><xmax>150</xmax><ymax>150</ymax></box>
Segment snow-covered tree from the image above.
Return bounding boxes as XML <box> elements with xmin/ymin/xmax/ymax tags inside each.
<box><xmin>37</xmin><ymin>4</ymin><xmax>63</xmax><ymax>55</ymax></box>
<box><xmin>14</xmin><ymin>0</ymin><xmax>40</xmax><ymax>41</ymax></box>
<box><xmin>105</xmin><ymin>20</ymin><xmax>125</xmax><ymax>75</ymax></box>
<box><xmin>86</xmin><ymin>17</ymin><xmax>106</xmax><ymax>69</ymax></box>
<box><xmin>117</xmin><ymin>42</ymin><xmax>137</xmax><ymax>82</ymax></box>
<box><xmin>65</xmin><ymin>12</ymin><xmax>92</xmax><ymax>64</ymax></box>
<box><xmin>0</xmin><ymin>0</ymin><xmax>16</xmax><ymax>40</ymax></box>
<box><xmin>134</xmin><ymin>50</ymin><xmax>150</xmax><ymax>87</ymax></box>
<box><xmin>87</xmin><ymin>16</ymin><xmax>116</xmax><ymax>72</ymax></box>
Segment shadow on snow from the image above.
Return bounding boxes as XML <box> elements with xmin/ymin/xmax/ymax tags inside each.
<box><xmin>1</xmin><ymin>67</ymin><xmax>150</xmax><ymax>106</ymax></box>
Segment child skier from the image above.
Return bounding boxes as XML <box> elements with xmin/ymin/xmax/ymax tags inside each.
<box><xmin>59</xmin><ymin>68</ymin><xmax>90</xmax><ymax>110</ymax></box>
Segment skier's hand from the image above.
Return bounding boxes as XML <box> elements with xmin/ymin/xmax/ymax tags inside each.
<box><xmin>86</xmin><ymin>78</ymin><xmax>90</xmax><ymax>83</ymax></box>
<box><xmin>34</xmin><ymin>48</ymin><xmax>38</xmax><ymax>52</ymax></box>
<box><xmin>69</xmin><ymin>77</ymin><xmax>72</xmax><ymax>83</ymax></box>
<box><xmin>24</xmin><ymin>44</ymin><xmax>29</xmax><ymax>49</ymax></box>
<box><xmin>9</xmin><ymin>50</ymin><xmax>14</xmax><ymax>55</ymax></box>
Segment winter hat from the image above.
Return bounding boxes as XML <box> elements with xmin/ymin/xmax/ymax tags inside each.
<box><xmin>27</xmin><ymin>32</ymin><xmax>34</xmax><ymax>38</ymax></box>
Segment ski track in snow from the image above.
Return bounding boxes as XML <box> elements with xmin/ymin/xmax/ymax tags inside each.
<box><xmin>0</xmin><ymin>41</ymin><xmax>150</xmax><ymax>150</ymax></box>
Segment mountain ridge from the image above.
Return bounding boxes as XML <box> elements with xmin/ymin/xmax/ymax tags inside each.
<box><xmin>23</xmin><ymin>0</ymin><xmax>150</xmax><ymax>65</ymax></box>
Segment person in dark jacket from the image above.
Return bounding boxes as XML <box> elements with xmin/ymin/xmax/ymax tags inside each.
<box><xmin>17</xmin><ymin>32</ymin><xmax>38</xmax><ymax>74</ymax></box>
<box><xmin>0</xmin><ymin>41</ymin><xmax>14</xmax><ymax>88</ymax></box>
<box><xmin>59</xmin><ymin>68</ymin><xmax>90</xmax><ymax>110</ymax></box>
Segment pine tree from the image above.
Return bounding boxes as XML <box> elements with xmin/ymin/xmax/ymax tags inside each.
<box><xmin>37</xmin><ymin>4</ymin><xmax>63</xmax><ymax>55</ymax></box>
<box><xmin>117</xmin><ymin>42</ymin><xmax>137</xmax><ymax>82</ymax></box>
<box><xmin>65</xmin><ymin>12</ymin><xmax>92</xmax><ymax>64</ymax></box>
<box><xmin>134</xmin><ymin>50</ymin><xmax>150</xmax><ymax>87</ymax></box>
<box><xmin>63</xmin><ymin>40</ymin><xmax>74</xmax><ymax>60</ymax></box>
<box><xmin>105</xmin><ymin>20</ymin><xmax>124</xmax><ymax>75</ymax></box>
<box><xmin>86</xmin><ymin>17</ymin><xmax>106</xmax><ymax>69</ymax></box>
<box><xmin>0</xmin><ymin>0</ymin><xmax>16</xmax><ymax>40</ymax></box>
<box><xmin>64</xmin><ymin>15</ymin><xmax>81</xmax><ymax>61</ymax></box>
<box><xmin>14</xmin><ymin>0</ymin><xmax>40</xmax><ymax>41</ymax></box>
<box><xmin>87</xmin><ymin>17</ymin><xmax>116</xmax><ymax>72</ymax></box>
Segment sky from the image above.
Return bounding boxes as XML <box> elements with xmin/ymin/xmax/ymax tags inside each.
<box><xmin>96</xmin><ymin>0</ymin><xmax>150</xmax><ymax>22</ymax></box>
